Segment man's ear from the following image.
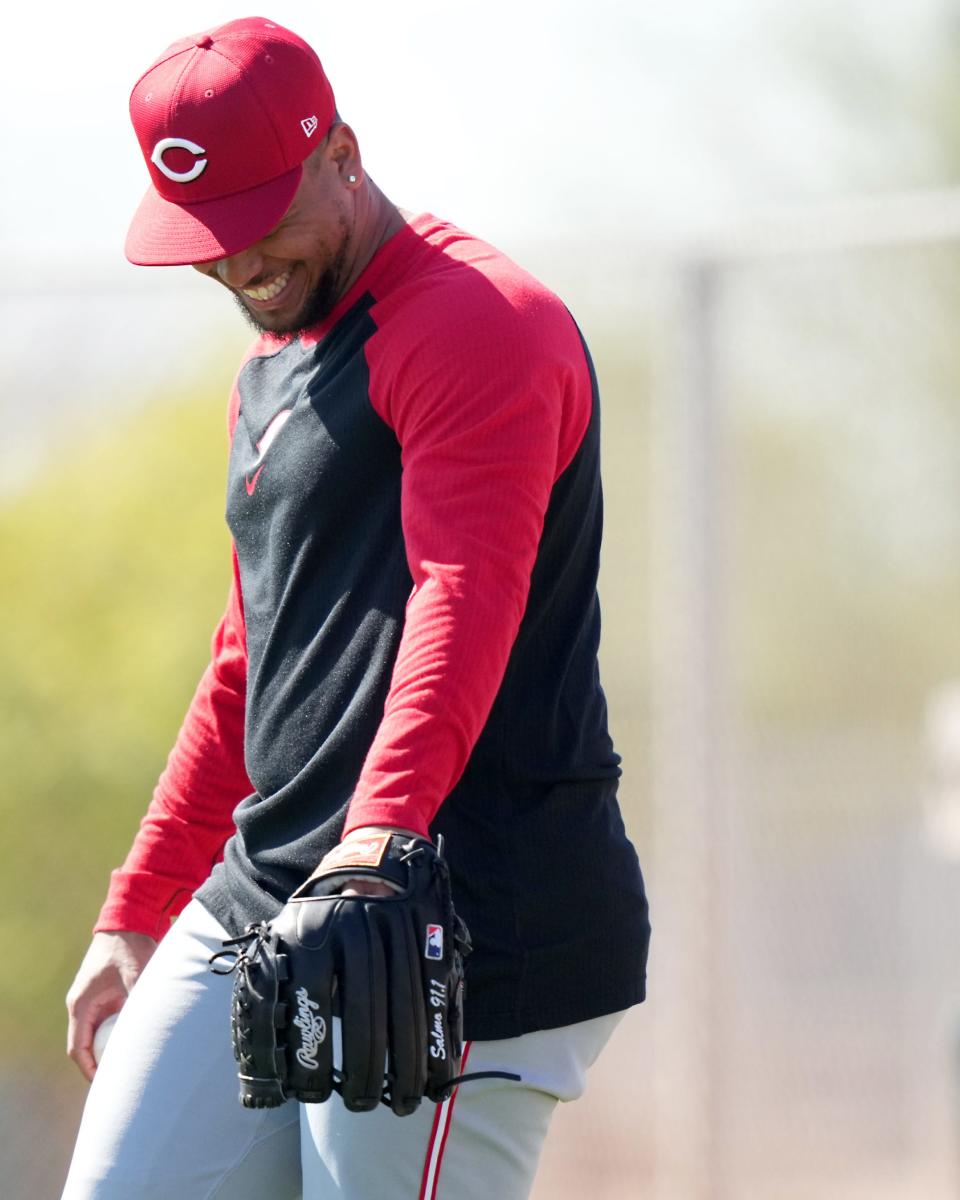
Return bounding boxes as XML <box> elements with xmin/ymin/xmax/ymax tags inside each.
<box><xmin>324</xmin><ymin>121</ymin><xmax>362</xmax><ymax>184</ymax></box>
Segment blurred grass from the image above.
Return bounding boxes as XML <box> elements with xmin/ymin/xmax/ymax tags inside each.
<box><xmin>0</xmin><ymin>363</ymin><xmax>237</xmax><ymax>1060</ymax></box>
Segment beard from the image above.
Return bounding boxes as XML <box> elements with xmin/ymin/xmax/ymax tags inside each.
<box><xmin>231</xmin><ymin>230</ymin><xmax>351</xmax><ymax>338</ymax></box>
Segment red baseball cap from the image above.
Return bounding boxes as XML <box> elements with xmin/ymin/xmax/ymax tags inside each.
<box><xmin>125</xmin><ymin>17</ymin><xmax>336</xmax><ymax>266</ymax></box>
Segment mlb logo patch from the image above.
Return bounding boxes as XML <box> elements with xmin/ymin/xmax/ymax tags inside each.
<box><xmin>424</xmin><ymin>924</ymin><xmax>444</xmax><ymax>960</ymax></box>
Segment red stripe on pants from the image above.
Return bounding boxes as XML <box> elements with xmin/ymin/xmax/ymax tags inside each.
<box><xmin>418</xmin><ymin>1042</ymin><xmax>473</xmax><ymax>1200</ymax></box>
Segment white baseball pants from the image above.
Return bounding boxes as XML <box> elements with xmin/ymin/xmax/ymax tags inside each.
<box><xmin>61</xmin><ymin>899</ymin><xmax>622</xmax><ymax>1199</ymax></box>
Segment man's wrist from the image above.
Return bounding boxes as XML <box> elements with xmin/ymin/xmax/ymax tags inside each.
<box><xmin>341</xmin><ymin>823</ymin><xmax>426</xmax><ymax>843</ymax></box>
<box><xmin>327</xmin><ymin>826</ymin><xmax>422</xmax><ymax>896</ymax></box>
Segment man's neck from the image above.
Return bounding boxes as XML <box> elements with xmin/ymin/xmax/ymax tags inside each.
<box><xmin>337</xmin><ymin>180</ymin><xmax>407</xmax><ymax>302</ymax></box>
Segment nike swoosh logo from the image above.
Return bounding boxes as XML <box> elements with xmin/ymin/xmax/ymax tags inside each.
<box><xmin>244</xmin><ymin>407</ymin><xmax>293</xmax><ymax>495</ymax></box>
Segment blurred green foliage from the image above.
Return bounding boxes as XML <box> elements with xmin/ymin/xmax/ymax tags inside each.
<box><xmin>0</xmin><ymin>366</ymin><xmax>236</xmax><ymax>1061</ymax></box>
<box><xmin>734</xmin><ymin>404</ymin><xmax>960</xmax><ymax>728</ymax></box>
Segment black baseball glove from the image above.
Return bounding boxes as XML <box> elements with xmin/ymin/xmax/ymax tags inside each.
<box><xmin>211</xmin><ymin>832</ymin><xmax>488</xmax><ymax>1116</ymax></box>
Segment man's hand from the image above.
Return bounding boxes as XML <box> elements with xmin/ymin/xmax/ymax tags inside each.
<box><xmin>335</xmin><ymin>825</ymin><xmax>424</xmax><ymax>898</ymax></box>
<box><xmin>66</xmin><ymin>931</ymin><xmax>158</xmax><ymax>1082</ymax></box>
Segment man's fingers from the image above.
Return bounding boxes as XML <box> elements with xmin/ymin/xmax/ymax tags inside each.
<box><xmin>66</xmin><ymin>1007</ymin><xmax>99</xmax><ymax>1083</ymax></box>
<box><xmin>63</xmin><ymin>932</ymin><xmax>158</xmax><ymax>1081</ymax></box>
<box><xmin>340</xmin><ymin>879</ymin><xmax>395</xmax><ymax>897</ymax></box>
<box><xmin>66</xmin><ymin>990</ymin><xmax>124</xmax><ymax>1083</ymax></box>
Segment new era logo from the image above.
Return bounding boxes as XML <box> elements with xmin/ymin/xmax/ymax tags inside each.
<box><xmin>301</xmin><ymin>115</ymin><xmax>319</xmax><ymax>137</ymax></box>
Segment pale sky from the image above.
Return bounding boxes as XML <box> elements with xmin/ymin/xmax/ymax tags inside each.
<box><xmin>1</xmin><ymin>0</ymin><xmax>950</xmax><ymax>268</ymax></box>
<box><xmin>1</xmin><ymin>0</ymin><xmax>953</xmax><ymax>494</ymax></box>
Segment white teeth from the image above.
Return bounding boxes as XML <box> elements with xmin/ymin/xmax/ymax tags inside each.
<box><xmin>242</xmin><ymin>270</ymin><xmax>291</xmax><ymax>301</ymax></box>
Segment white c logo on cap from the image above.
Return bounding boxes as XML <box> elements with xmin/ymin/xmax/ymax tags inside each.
<box><xmin>151</xmin><ymin>137</ymin><xmax>208</xmax><ymax>183</ymax></box>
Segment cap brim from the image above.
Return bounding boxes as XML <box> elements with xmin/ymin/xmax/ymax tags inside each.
<box><xmin>124</xmin><ymin>164</ymin><xmax>304</xmax><ymax>267</ymax></box>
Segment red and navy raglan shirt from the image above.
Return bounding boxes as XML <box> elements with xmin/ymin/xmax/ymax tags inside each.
<box><xmin>96</xmin><ymin>213</ymin><xmax>650</xmax><ymax>1039</ymax></box>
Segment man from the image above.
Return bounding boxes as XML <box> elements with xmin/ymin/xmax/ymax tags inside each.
<box><xmin>62</xmin><ymin>16</ymin><xmax>650</xmax><ymax>1200</ymax></box>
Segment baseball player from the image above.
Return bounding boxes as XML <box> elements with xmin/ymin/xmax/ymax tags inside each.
<box><xmin>61</xmin><ymin>16</ymin><xmax>650</xmax><ymax>1200</ymax></box>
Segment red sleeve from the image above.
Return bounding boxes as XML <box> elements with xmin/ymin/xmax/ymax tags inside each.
<box><xmin>94</xmin><ymin>363</ymin><xmax>259</xmax><ymax>940</ymax></box>
<box><xmin>343</xmin><ymin>275</ymin><xmax>591</xmax><ymax>838</ymax></box>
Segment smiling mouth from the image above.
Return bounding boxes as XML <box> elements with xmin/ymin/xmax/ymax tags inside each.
<box><xmin>240</xmin><ymin>270</ymin><xmax>292</xmax><ymax>303</ymax></box>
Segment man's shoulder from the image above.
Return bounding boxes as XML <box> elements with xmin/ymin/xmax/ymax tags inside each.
<box><xmin>375</xmin><ymin>214</ymin><xmax>578</xmax><ymax>357</ymax></box>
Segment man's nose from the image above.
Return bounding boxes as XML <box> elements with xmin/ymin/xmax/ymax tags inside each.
<box><xmin>215</xmin><ymin>246</ymin><xmax>266</xmax><ymax>289</ymax></box>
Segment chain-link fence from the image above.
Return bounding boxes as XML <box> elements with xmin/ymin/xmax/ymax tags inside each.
<box><xmin>532</xmin><ymin>192</ymin><xmax>960</xmax><ymax>1199</ymax></box>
